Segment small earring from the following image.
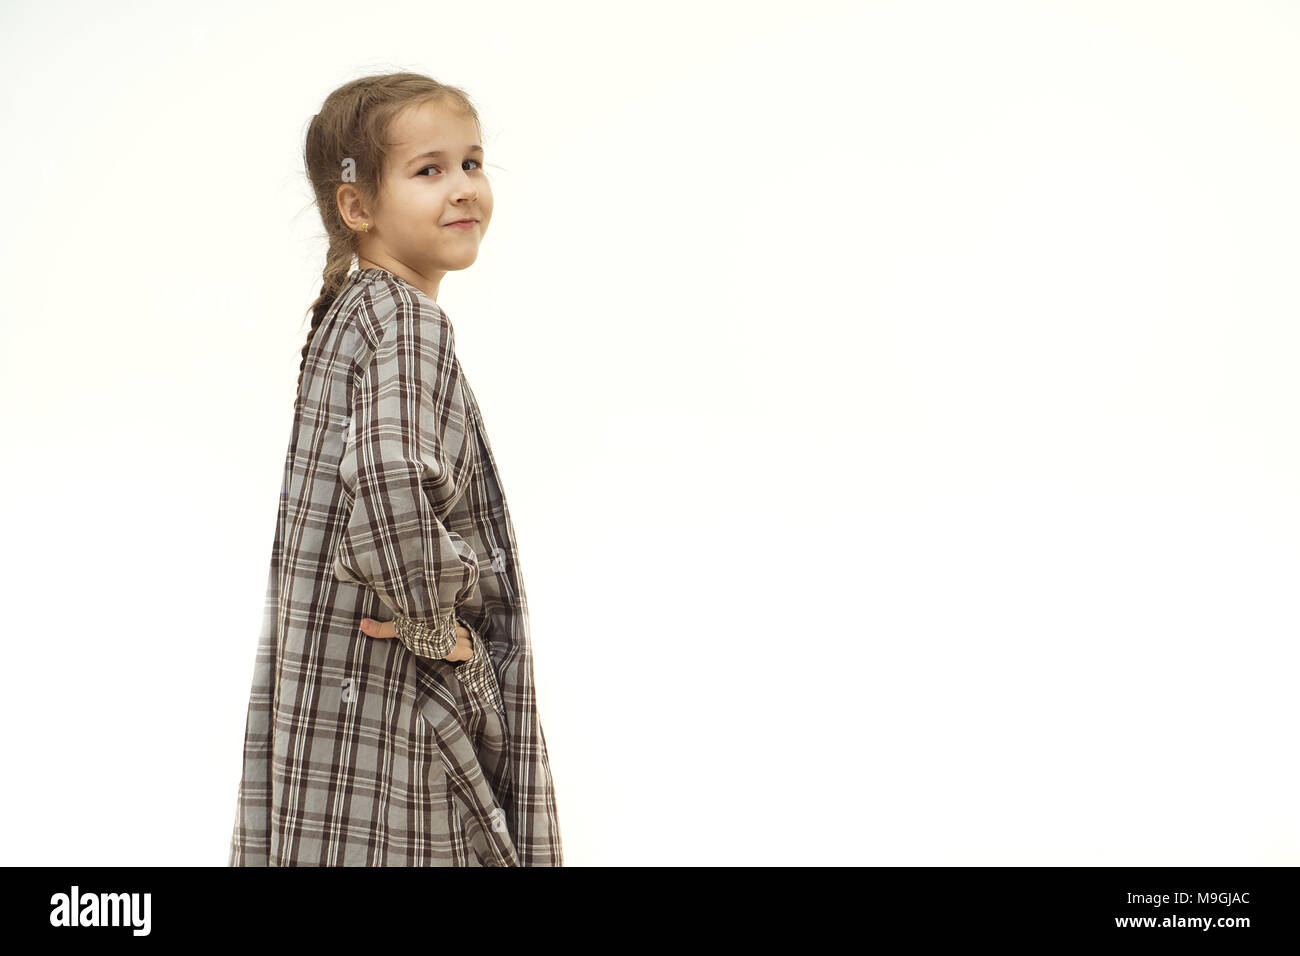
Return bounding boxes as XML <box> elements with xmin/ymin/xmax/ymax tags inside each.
<box><xmin>361</xmin><ymin>222</ymin><xmax>370</xmax><ymax>232</ymax></box>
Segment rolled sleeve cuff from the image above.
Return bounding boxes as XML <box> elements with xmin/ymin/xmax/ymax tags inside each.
<box><xmin>454</xmin><ymin>621</ymin><xmax>506</xmax><ymax>719</ymax></box>
<box><xmin>392</xmin><ymin>611</ymin><xmax>459</xmax><ymax>660</ymax></box>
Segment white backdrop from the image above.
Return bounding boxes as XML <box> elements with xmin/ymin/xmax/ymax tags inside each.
<box><xmin>0</xmin><ymin>0</ymin><xmax>1296</xmax><ymax>866</ymax></box>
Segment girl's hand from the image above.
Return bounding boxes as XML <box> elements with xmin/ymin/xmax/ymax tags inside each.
<box><xmin>359</xmin><ymin>618</ymin><xmax>474</xmax><ymax>663</ymax></box>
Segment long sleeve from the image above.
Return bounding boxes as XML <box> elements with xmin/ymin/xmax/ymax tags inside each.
<box><xmin>332</xmin><ymin>290</ymin><xmax>481</xmax><ymax>662</ymax></box>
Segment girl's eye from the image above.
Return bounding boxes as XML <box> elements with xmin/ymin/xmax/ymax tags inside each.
<box><xmin>417</xmin><ymin>159</ymin><xmax>483</xmax><ymax>177</ymax></box>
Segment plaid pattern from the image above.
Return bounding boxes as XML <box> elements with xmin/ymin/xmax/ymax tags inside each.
<box><xmin>452</xmin><ymin>620</ymin><xmax>507</xmax><ymax>720</ymax></box>
<box><xmin>228</xmin><ymin>268</ymin><xmax>561</xmax><ymax>866</ymax></box>
<box><xmin>390</xmin><ymin>614</ymin><xmax>504</xmax><ymax>719</ymax></box>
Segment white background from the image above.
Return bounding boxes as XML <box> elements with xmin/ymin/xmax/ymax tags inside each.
<box><xmin>0</xmin><ymin>0</ymin><xmax>1296</xmax><ymax>866</ymax></box>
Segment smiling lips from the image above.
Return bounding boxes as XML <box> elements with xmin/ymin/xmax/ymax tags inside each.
<box><xmin>444</xmin><ymin>218</ymin><xmax>478</xmax><ymax>228</ymax></box>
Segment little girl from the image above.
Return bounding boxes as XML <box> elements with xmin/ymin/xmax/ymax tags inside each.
<box><xmin>228</xmin><ymin>73</ymin><xmax>563</xmax><ymax>866</ymax></box>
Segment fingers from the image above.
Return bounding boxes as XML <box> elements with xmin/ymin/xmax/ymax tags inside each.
<box><xmin>449</xmin><ymin>632</ymin><xmax>474</xmax><ymax>663</ymax></box>
<box><xmin>359</xmin><ymin>617</ymin><xmax>397</xmax><ymax>639</ymax></box>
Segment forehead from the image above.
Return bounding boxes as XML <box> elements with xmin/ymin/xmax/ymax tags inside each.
<box><xmin>388</xmin><ymin>100</ymin><xmax>479</xmax><ymax>160</ymax></box>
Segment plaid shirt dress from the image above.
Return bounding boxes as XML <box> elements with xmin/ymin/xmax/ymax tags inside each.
<box><xmin>228</xmin><ymin>267</ymin><xmax>563</xmax><ymax>866</ymax></box>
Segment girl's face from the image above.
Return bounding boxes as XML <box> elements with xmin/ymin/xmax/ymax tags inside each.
<box><xmin>351</xmin><ymin>99</ymin><xmax>493</xmax><ymax>296</ymax></box>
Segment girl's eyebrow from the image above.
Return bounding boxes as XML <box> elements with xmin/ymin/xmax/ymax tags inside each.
<box><xmin>406</xmin><ymin>145</ymin><xmax>484</xmax><ymax>166</ymax></box>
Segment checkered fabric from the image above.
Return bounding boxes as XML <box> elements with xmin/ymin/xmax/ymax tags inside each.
<box><xmin>228</xmin><ymin>268</ymin><xmax>561</xmax><ymax>866</ymax></box>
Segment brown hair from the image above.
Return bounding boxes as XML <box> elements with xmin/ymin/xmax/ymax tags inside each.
<box><xmin>297</xmin><ymin>72</ymin><xmax>482</xmax><ymax>390</ymax></box>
